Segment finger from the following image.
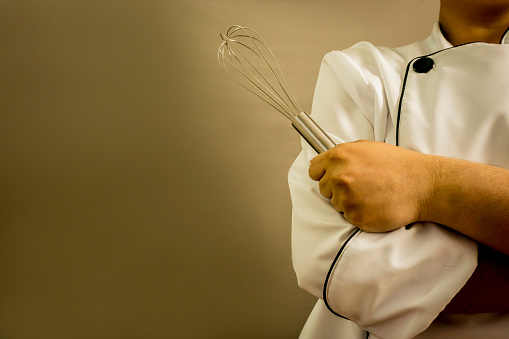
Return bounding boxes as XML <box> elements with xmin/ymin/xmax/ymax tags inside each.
<box><xmin>330</xmin><ymin>191</ymin><xmax>340</xmax><ymax>212</ymax></box>
<box><xmin>308</xmin><ymin>153</ymin><xmax>327</xmax><ymax>181</ymax></box>
<box><xmin>318</xmin><ymin>173</ymin><xmax>332</xmax><ymax>199</ymax></box>
<box><xmin>330</xmin><ymin>187</ymin><xmax>348</xmax><ymax>214</ymax></box>
<box><xmin>330</xmin><ymin>193</ymin><xmax>344</xmax><ymax>213</ymax></box>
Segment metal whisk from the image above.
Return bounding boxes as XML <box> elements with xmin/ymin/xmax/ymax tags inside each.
<box><xmin>218</xmin><ymin>25</ymin><xmax>335</xmax><ymax>154</ymax></box>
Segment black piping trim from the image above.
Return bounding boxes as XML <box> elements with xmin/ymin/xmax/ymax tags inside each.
<box><xmin>395</xmin><ymin>58</ymin><xmax>415</xmax><ymax>146</ymax></box>
<box><xmin>501</xmin><ymin>26</ymin><xmax>509</xmax><ymax>44</ymax></box>
<box><xmin>396</xmin><ymin>42</ymin><xmax>486</xmax><ymax>146</ymax></box>
<box><xmin>322</xmin><ymin>228</ymin><xmax>361</xmax><ymax>319</ymax></box>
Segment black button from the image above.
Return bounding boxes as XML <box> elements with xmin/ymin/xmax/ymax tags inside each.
<box><xmin>413</xmin><ymin>57</ymin><xmax>434</xmax><ymax>73</ymax></box>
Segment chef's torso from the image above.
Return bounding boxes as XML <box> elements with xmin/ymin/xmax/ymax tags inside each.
<box><xmin>295</xmin><ymin>24</ymin><xmax>509</xmax><ymax>339</ymax></box>
<box><xmin>398</xmin><ymin>42</ymin><xmax>509</xmax><ymax>169</ymax></box>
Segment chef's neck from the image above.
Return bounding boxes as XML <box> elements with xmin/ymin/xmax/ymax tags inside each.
<box><xmin>439</xmin><ymin>0</ymin><xmax>509</xmax><ymax>45</ymax></box>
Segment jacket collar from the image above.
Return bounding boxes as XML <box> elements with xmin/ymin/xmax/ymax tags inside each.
<box><xmin>434</xmin><ymin>22</ymin><xmax>509</xmax><ymax>46</ymax></box>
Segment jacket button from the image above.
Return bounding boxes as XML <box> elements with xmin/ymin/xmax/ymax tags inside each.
<box><xmin>413</xmin><ymin>57</ymin><xmax>435</xmax><ymax>73</ymax></box>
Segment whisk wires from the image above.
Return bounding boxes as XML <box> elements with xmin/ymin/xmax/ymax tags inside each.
<box><xmin>218</xmin><ymin>25</ymin><xmax>302</xmax><ymax>120</ymax></box>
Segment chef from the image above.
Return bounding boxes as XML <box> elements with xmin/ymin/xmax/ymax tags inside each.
<box><xmin>288</xmin><ymin>0</ymin><xmax>509</xmax><ymax>338</ymax></box>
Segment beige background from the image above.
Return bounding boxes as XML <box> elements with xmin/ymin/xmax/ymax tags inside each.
<box><xmin>0</xmin><ymin>1</ymin><xmax>439</xmax><ymax>338</ymax></box>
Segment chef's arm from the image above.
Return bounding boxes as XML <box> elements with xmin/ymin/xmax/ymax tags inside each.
<box><xmin>310</xmin><ymin>142</ymin><xmax>509</xmax><ymax>314</ymax></box>
<box><xmin>422</xmin><ymin>155</ymin><xmax>509</xmax><ymax>256</ymax></box>
<box><xmin>427</xmin><ymin>156</ymin><xmax>509</xmax><ymax>314</ymax></box>
<box><xmin>310</xmin><ymin>141</ymin><xmax>509</xmax><ymax>255</ymax></box>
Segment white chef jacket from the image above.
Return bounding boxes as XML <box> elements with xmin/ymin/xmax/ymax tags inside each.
<box><xmin>288</xmin><ymin>23</ymin><xmax>509</xmax><ymax>339</ymax></box>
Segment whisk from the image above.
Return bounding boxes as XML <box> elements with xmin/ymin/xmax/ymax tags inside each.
<box><xmin>218</xmin><ymin>25</ymin><xmax>335</xmax><ymax>154</ymax></box>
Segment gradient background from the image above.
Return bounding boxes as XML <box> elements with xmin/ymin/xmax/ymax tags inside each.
<box><xmin>1</xmin><ymin>1</ymin><xmax>439</xmax><ymax>338</ymax></box>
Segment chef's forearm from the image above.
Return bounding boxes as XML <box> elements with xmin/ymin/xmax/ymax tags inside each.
<box><xmin>424</xmin><ymin>156</ymin><xmax>509</xmax><ymax>255</ymax></box>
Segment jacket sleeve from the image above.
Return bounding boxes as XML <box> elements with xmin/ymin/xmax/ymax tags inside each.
<box><xmin>288</xmin><ymin>47</ymin><xmax>477</xmax><ymax>339</ymax></box>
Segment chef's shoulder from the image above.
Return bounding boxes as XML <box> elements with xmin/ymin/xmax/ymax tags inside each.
<box><xmin>321</xmin><ymin>38</ymin><xmax>433</xmax><ymax>82</ymax></box>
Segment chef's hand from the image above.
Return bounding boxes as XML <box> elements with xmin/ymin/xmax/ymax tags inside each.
<box><xmin>308</xmin><ymin>140</ymin><xmax>439</xmax><ymax>232</ymax></box>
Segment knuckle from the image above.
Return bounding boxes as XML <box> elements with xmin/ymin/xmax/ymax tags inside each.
<box><xmin>331</xmin><ymin>173</ymin><xmax>350</xmax><ymax>186</ymax></box>
<box><xmin>349</xmin><ymin>213</ymin><xmax>365</xmax><ymax>228</ymax></box>
<box><xmin>327</xmin><ymin>147</ymin><xmax>345</xmax><ymax>160</ymax></box>
<box><xmin>342</xmin><ymin>211</ymin><xmax>360</xmax><ymax>227</ymax></box>
<box><xmin>341</xmin><ymin>198</ymin><xmax>356</xmax><ymax>211</ymax></box>
<box><xmin>330</xmin><ymin>194</ymin><xmax>343</xmax><ymax>208</ymax></box>
<box><xmin>331</xmin><ymin>171</ymin><xmax>356</xmax><ymax>191</ymax></box>
<box><xmin>318</xmin><ymin>185</ymin><xmax>329</xmax><ymax>198</ymax></box>
<box><xmin>330</xmin><ymin>200</ymin><xmax>342</xmax><ymax>213</ymax></box>
<box><xmin>359</xmin><ymin>220</ymin><xmax>376</xmax><ymax>232</ymax></box>
<box><xmin>342</xmin><ymin>207</ymin><xmax>374</xmax><ymax>231</ymax></box>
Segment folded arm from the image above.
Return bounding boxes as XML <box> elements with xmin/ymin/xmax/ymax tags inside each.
<box><xmin>309</xmin><ymin>140</ymin><xmax>509</xmax><ymax>255</ymax></box>
<box><xmin>427</xmin><ymin>155</ymin><xmax>509</xmax><ymax>255</ymax></box>
<box><xmin>309</xmin><ymin>140</ymin><xmax>509</xmax><ymax>314</ymax></box>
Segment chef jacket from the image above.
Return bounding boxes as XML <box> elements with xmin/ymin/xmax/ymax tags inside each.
<box><xmin>288</xmin><ymin>23</ymin><xmax>509</xmax><ymax>339</ymax></box>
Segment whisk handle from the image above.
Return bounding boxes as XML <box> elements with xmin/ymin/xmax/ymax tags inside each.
<box><xmin>292</xmin><ymin>112</ymin><xmax>336</xmax><ymax>154</ymax></box>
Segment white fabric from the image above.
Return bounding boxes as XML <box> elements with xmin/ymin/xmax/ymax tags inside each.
<box><xmin>299</xmin><ymin>299</ymin><xmax>367</xmax><ymax>338</ymax></box>
<box><xmin>289</xmin><ymin>23</ymin><xmax>509</xmax><ymax>338</ymax></box>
